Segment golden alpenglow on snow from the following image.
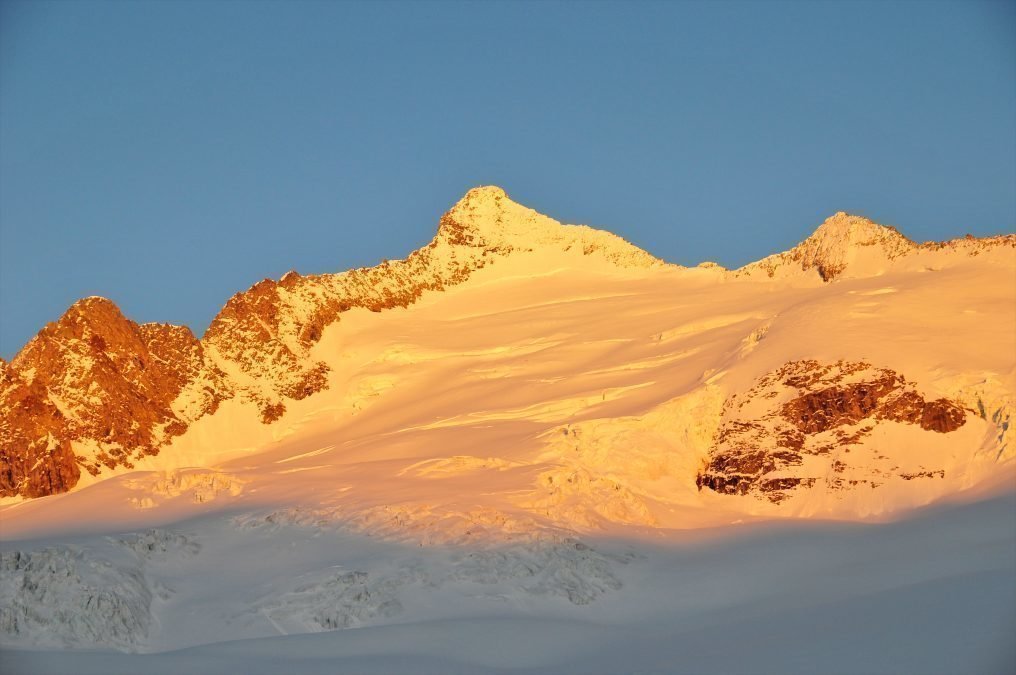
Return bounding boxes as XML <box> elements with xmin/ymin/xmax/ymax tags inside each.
<box><xmin>2</xmin><ymin>187</ymin><xmax>1014</xmax><ymax>673</ymax></box>
<box><xmin>4</xmin><ymin>2</ymin><xmax>1016</xmax><ymax>671</ymax></box>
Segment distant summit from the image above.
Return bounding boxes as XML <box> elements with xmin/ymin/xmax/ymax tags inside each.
<box><xmin>738</xmin><ymin>211</ymin><xmax>1012</xmax><ymax>281</ymax></box>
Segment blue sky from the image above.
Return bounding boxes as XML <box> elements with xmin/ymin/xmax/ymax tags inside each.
<box><xmin>1</xmin><ymin>0</ymin><xmax>1013</xmax><ymax>357</ymax></box>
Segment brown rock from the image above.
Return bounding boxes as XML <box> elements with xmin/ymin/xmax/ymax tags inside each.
<box><xmin>697</xmin><ymin>360</ymin><xmax>968</xmax><ymax>504</ymax></box>
<box><xmin>0</xmin><ymin>360</ymin><xmax>80</xmax><ymax>497</ymax></box>
<box><xmin>1</xmin><ymin>298</ymin><xmax>229</xmax><ymax>497</ymax></box>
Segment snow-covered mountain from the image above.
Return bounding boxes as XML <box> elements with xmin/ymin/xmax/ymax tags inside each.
<box><xmin>3</xmin><ymin>187</ymin><xmax>1011</xmax><ymax>508</ymax></box>
<box><xmin>2</xmin><ymin>188</ymin><xmax>1014</xmax><ymax>672</ymax></box>
<box><xmin>1</xmin><ymin>187</ymin><xmax>662</xmax><ymax>497</ymax></box>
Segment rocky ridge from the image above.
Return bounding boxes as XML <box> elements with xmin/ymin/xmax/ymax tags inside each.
<box><xmin>202</xmin><ymin>186</ymin><xmax>663</xmax><ymax>423</ymax></box>
<box><xmin>2</xmin><ymin>299</ymin><xmax>230</xmax><ymax>496</ymax></box>
<box><xmin>1</xmin><ymin>187</ymin><xmax>661</xmax><ymax>498</ymax></box>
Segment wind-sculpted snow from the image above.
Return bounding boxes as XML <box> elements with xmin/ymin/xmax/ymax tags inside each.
<box><xmin>113</xmin><ymin>529</ymin><xmax>201</xmax><ymax>560</ymax></box>
<box><xmin>449</xmin><ymin>538</ymin><xmax>632</xmax><ymax>605</ymax></box>
<box><xmin>4</xmin><ymin>494</ymin><xmax>1015</xmax><ymax>674</ymax></box>
<box><xmin>0</xmin><ymin>508</ymin><xmax>635</xmax><ymax>654</ymax></box>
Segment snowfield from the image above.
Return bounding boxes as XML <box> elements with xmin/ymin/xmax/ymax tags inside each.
<box><xmin>2</xmin><ymin>493</ymin><xmax>1013</xmax><ymax>673</ymax></box>
<box><xmin>2</xmin><ymin>192</ymin><xmax>1014</xmax><ymax>673</ymax></box>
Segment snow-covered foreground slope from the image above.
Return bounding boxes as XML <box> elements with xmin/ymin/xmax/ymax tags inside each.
<box><xmin>2</xmin><ymin>189</ymin><xmax>1014</xmax><ymax>672</ymax></box>
<box><xmin>2</xmin><ymin>492</ymin><xmax>1014</xmax><ymax>673</ymax></box>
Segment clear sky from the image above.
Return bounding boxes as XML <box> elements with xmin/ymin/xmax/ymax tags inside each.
<box><xmin>1</xmin><ymin>0</ymin><xmax>1013</xmax><ymax>358</ymax></box>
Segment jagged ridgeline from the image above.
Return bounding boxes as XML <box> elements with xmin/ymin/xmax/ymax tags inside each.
<box><xmin>1</xmin><ymin>186</ymin><xmax>1013</xmax><ymax>501</ymax></box>
<box><xmin>1</xmin><ymin>187</ymin><xmax>661</xmax><ymax>497</ymax></box>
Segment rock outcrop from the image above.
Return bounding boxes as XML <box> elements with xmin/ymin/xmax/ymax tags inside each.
<box><xmin>1</xmin><ymin>298</ymin><xmax>231</xmax><ymax>496</ymax></box>
<box><xmin>696</xmin><ymin>360</ymin><xmax>969</xmax><ymax>502</ymax></box>
<box><xmin>0</xmin><ymin>360</ymin><xmax>79</xmax><ymax>497</ymax></box>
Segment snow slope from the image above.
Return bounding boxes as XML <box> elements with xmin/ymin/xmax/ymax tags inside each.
<box><xmin>1</xmin><ymin>189</ymin><xmax>1014</xmax><ymax>672</ymax></box>
<box><xmin>2</xmin><ymin>492</ymin><xmax>1013</xmax><ymax>673</ymax></box>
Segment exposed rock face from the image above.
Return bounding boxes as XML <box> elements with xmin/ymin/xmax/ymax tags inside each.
<box><xmin>1</xmin><ymin>187</ymin><xmax>662</xmax><ymax>498</ymax></box>
<box><xmin>1</xmin><ymin>299</ymin><xmax>230</xmax><ymax>496</ymax></box>
<box><xmin>782</xmin><ymin>379</ymin><xmax>965</xmax><ymax>435</ymax></box>
<box><xmin>0</xmin><ymin>360</ymin><xmax>79</xmax><ymax>497</ymax></box>
<box><xmin>697</xmin><ymin>361</ymin><xmax>968</xmax><ymax>503</ymax></box>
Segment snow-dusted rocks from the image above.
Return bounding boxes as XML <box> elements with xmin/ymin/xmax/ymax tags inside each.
<box><xmin>697</xmin><ymin>360</ymin><xmax>970</xmax><ymax>504</ymax></box>
<box><xmin>0</xmin><ymin>299</ymin><xmax>230</xmax><ymax>497</ymax></box>
<box><xmin>739</xmin><ymin>212</ymin><xmax>915</xmax><ymax>280</ymax></box>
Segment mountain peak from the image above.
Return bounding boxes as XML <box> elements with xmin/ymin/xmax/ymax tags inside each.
<box><xmin>809</xmin><ymin>211</ymin><xmax>910</xmax><ymax>247</ymax></box>
<box><xmin>439</xmin><ymin>185</ymin><xmax>522</xmax><ymax>246</ymax></box>
<box><xmin>438</xmin><ymin>187</ymin><xmax>663</xmax><ymax>270</ymax></box>
<box><xmin>738</xmin><ymin>212</ymin><xmax>916</xmax><ymax>281</ymax></box>
<box><xmin>457</xmin><ymin>185</ymin><xmax>508</xmax><ymax>203</ymax></box>
<box><xmin>3</xmin><ymin>189</ymin><xmax>1012</xmax><ymax>501</ymax></box>
<box><xmin>60</xmin><ymin>295</ymin><xmax>126</xmax><ymax>325</ymax></box>
<box><xmin>796</xmin><ymin>212</ymin><xmax>914</xmax><ymax>279</ymax></box>
<box><xmin>445</xmin><ymin>185</ymin><xmax>510</xmax><ymax>224</ymax></box>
